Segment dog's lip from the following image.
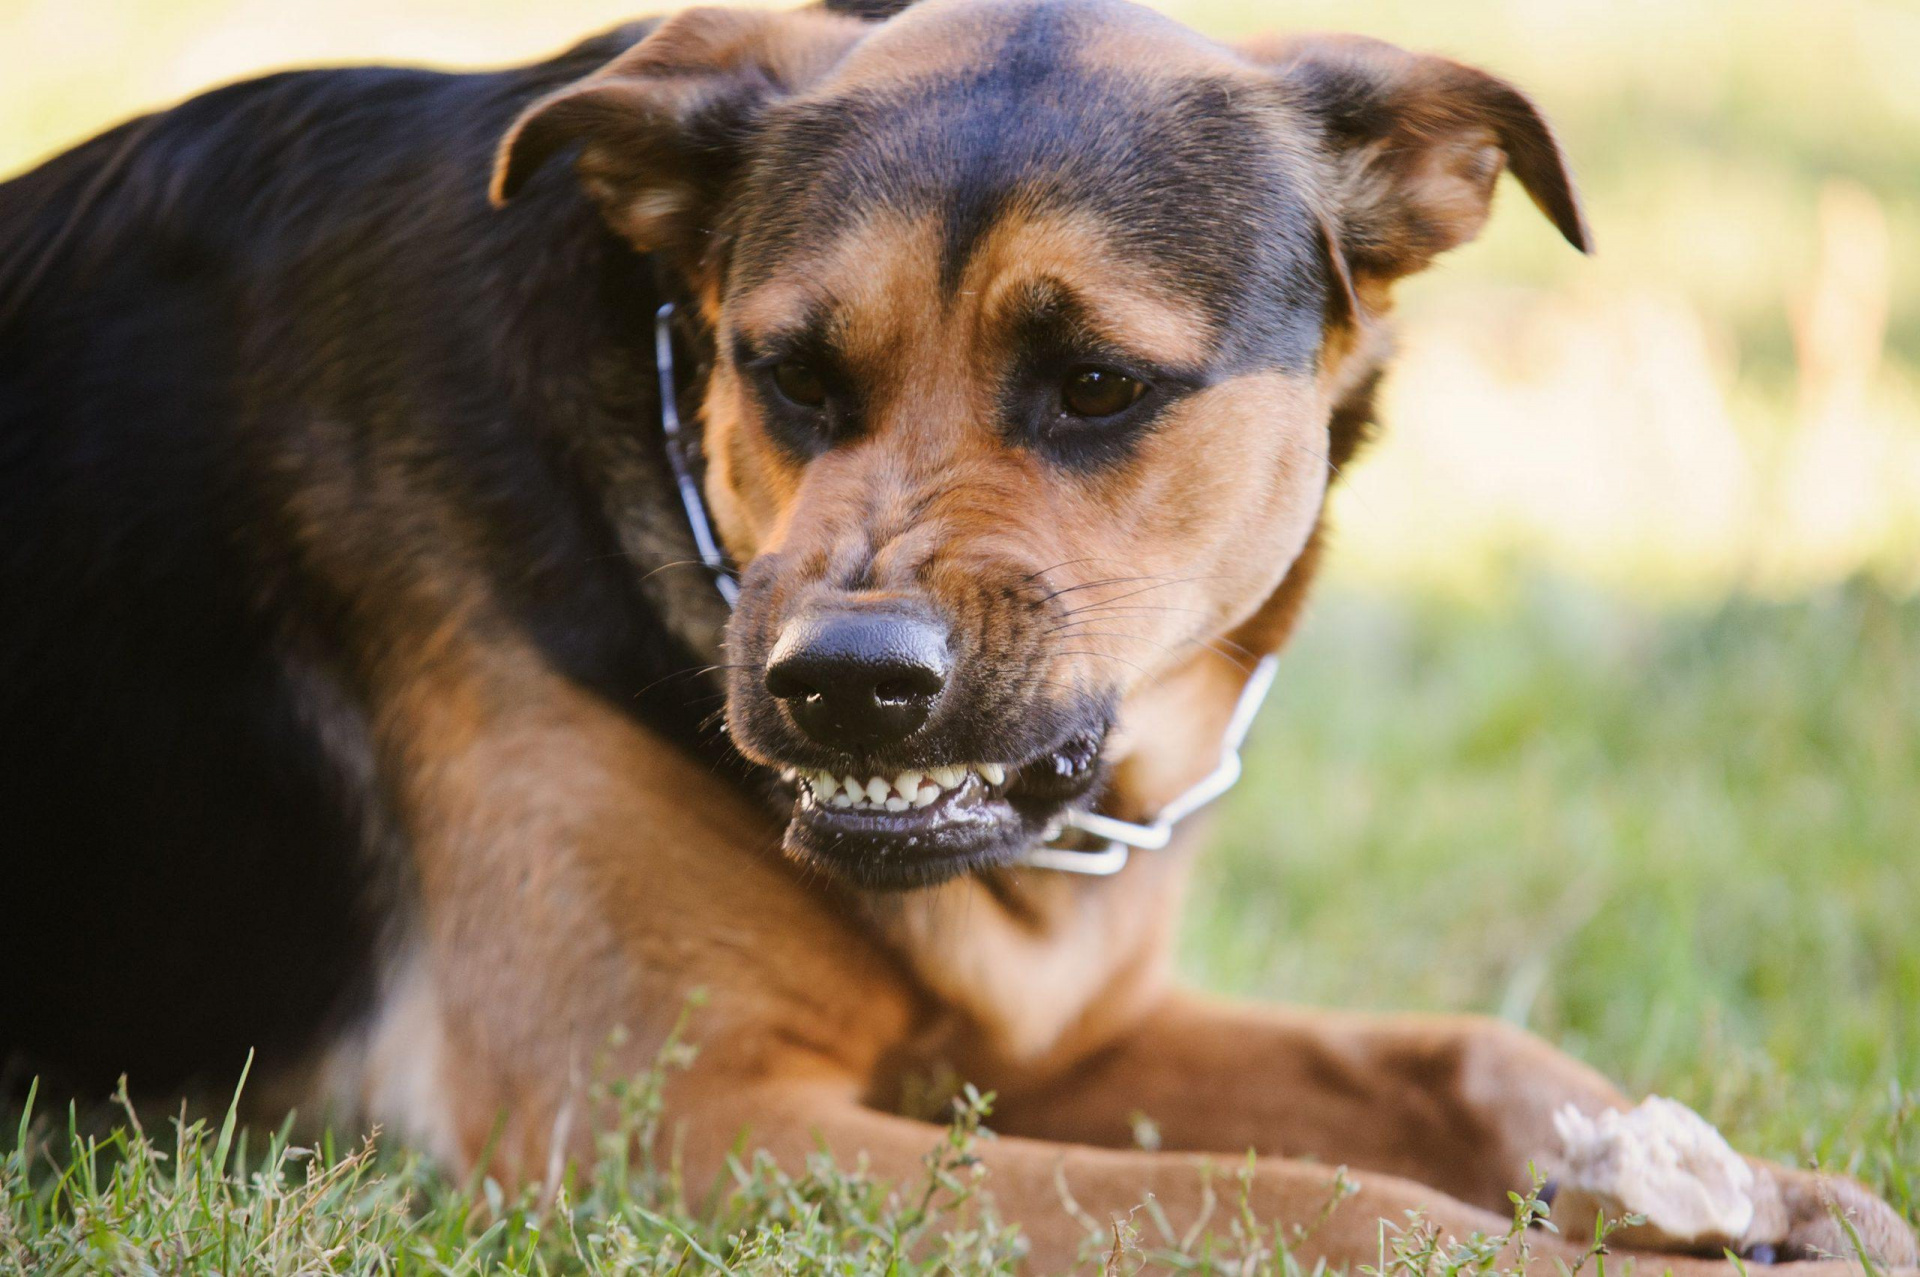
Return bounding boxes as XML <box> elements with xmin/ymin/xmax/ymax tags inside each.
<box><xmin>765</xmin><ymin>729</ymin><xmax>1111</xmax><ymax>888</ymax></box>
<box><xmin>781</xmin><ymin>765</ymin><xmax>1018</xmax><ymax>853</ymax></box>
<box><xmin>780</xmin><ymin>774</ymin><xmax>1031</xmax><ymax>890</ymax></box>
<box><xmin>793</xmin><ymin>769</ymin><xmax>1010</xmax><ymax>836</ymax></box>
<box><xmin>777</xmin><ymin>762</ymin><xmax>1010</xmax><ymax>813</ymax></box>
<box><xmin>768</xmin><ymin>727</ymin><xmax>1107</xmax><ymax>819</ymax></box>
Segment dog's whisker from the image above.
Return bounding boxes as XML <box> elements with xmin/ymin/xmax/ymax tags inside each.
<box><xmin>1055</xmin><ymin>602</ymin><xmax>1210</xmax><ymax>620</ymax></box>
<box><xmin>1034</xmin><ymin>573</ymin><xmax>1168</xmax><ymax>604</ymax></box>
<box><xmin>637</xmin><ymin>558</ymin><xmax>722</xmax><ymax>584</ymax></box>
<box><xmin>1049</xmin><ymin>649</ymin><xmax>1161</xmax><ymax>685</ymax></box>
<box><xmin>1036</xmin><ymin>573</ymin><xmax>1217</xmax><ymax>610</ymax></box>
<box><xmin>1018</xmin><ymin>556</ymin><xmax>1141</xmax><ymax>585</ymax></box>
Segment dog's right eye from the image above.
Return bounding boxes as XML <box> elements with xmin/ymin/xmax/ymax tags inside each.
<box><xmin>771</xmin><ymin>359</ymin><xmax>828</xmax><ymax>409</ymax></box>
<box><xmin>1061</xmin><ymin>366</ymin><xmax>1146</xmax><ymax>419</ymax></box>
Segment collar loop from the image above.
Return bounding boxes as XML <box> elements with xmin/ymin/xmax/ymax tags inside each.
<box><xmin>655</xmin><ymin>303</ymin><xmax>739</xmax><ymax>607</ymax></box>
<box><xmin>1022</xmin><ymin>654</ymin><xmax>1277</xmax><ymax>875</ymax></box>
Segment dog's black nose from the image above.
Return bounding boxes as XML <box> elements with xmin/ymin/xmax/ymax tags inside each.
<box><xmin>765</xmin><ymin>608</ymin><xmax>950</xmax><ymax>750</ymax></box>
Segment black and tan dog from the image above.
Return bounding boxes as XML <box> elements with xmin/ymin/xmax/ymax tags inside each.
<box><xmin>1</xmin><ymin>0</ymin><xmax>1912</xmax><ymax>1270</ymax></box>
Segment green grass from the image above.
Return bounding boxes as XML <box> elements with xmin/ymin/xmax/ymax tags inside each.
<box><xmin>5</xmin><ymin>582</ymin><xmax>1917</xmax><ymax>1272</ymax></box>
<box><xmin>1192</xmin><ymin>579</ymin><xmax>1920</xmax><ymax>1198</ymax></box>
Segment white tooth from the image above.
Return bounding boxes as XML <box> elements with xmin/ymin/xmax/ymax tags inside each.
<box><xmin>781</xmin><ymin>767</ymin><xmax>798</xmax><ymax>782</ymax></box>
<box><xmin>912</xmin><ymin>783</ymin><xmax>940</xmax><ymax>807</ymax></box>
<box><xmin>930</xmin><ymin>765</ymin><xmax>964</xmax><ymax>789</ymax></box>
<box><xmin>979</xmin><ymin>763</ymin><xmax>1007</xmax><ymax>786</ymax></box>
<box><xmin>865</xmin><ymin>777</ymin><xmax>890</xmax><ymax>804</ymax></box>
<box><xmin>830</xmin><ymin>792</ymin><xmax>853</xmax><ymax>809</ymax></box>
<box><xmin>843</xmin><ymin>775</ymin><xmax>862</xmax><ymax>799</ymax></box>
<box><xmin>814</xmin><ymin>771</ymin><xmax>838</xmax><ymax>799</ymax></box>
<box><xmin>894</xmin><ymin>770</ymin><xmax>923</xmax><ymax>796</ymax></box>
<box><xmin>885</xmin><ymin>796</ymin><xmax>909</xmax><ymax>812</ymax></box>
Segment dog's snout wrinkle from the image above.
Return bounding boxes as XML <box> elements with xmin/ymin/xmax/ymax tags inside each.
<box><xmin>765</xmin><ymin>606</ymin><xmax>953</xmax><ymax>751</ymax></box>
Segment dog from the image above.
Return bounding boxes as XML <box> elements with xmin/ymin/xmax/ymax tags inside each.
<box><xmin>2</xmin><ymin>0</ymin><xmax>1913</xmax><ymax>1270</ymax></box>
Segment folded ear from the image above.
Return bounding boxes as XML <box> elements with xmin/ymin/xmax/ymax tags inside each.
<box><xmin>1249</xmin><ymin>33</ymin><xmax>1590</xmax><ymax>289</ymax></box>
<box><xmin>490</xmin><ymin>6</ymin><xmax>865</xmax><ymax>257</ymax></box>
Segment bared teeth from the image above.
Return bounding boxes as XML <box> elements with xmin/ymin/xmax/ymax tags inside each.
<box><xmin>795</xmin><ymin>762</ymin><xmax>1016</xmax><ymax>812</ymax></box>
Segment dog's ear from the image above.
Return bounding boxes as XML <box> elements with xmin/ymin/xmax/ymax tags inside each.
<box><xmin>490</xmin><ymin>7</ymin><xmax>865</xmax><ymax>256</ymax></box>
<box><xmin>1250</xmin><ymin>34</ymin><xmax>1590</xmax><ymax>292</ymax></box>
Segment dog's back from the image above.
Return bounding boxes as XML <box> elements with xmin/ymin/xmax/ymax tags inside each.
<box><xmin>0</xmin><ymin>26</ymin><xmax>688</xmax><ymax>1098</ymax></box>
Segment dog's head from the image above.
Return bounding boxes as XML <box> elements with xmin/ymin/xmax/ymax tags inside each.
<box><xmin>493</xmin><ymin>0</ymin><xmax>1589</xmax><ymax>888</ymax></box>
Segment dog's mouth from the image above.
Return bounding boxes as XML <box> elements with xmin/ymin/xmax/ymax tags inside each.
<box><xmin>770</xmin><ymin>732</ymin><xmax>1107</xmax><ymax>889</ymax></box>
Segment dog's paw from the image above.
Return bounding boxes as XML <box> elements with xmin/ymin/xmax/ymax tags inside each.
<box><xmin>1746</xmin><ymin>1163</ymin><xmax>1919</xmax><ymax>1268</ymax></box>
<box><xmin>1544</xmin><ymin>1098</ymin><xmax>1918</xmax><ymax>1269</ymax></box>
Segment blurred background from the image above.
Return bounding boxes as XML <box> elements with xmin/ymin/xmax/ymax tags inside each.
<box><xmin>3</xmin><ymin>0</ymin><xmax>1914</xmax><ymax>1185</ymax></box>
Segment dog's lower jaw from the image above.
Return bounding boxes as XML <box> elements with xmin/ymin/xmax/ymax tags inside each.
<box><xmin>779</xmin><ymin>783</ymin><xmax>1051</xmax><ymax>890</ymax></box>
<box><xmin>766</xmin><ymin>728</ymin><xmax>1113</xmax><ymax>889</ymax></box>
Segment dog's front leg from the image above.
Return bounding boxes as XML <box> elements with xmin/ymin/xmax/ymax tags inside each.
<box><xmin>337</xmin><ymin>637</ymin><xmax>921</xmax><ymax>1178</ymax></box>
<box><xmin>672</xmin><ymin>1077</ymin><xmax>1884</xmax><ymax>1276</ymax></box>
<box><xmin>987</xmin><ymin>993</ymin><xmax>1917</xmax><ymax>1269</ymax></box>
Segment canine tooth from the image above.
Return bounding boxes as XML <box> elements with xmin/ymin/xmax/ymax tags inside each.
<box><xmin>884</xmin><ymin>796</ymin><xmax>909</xmax><ymax>812</ymax></box>
<box><xmin>911</xmin><ymin>783</ymin><xmax>940</xmax><ymax>808</ymax></box>
<box><xmin>979</xmin><ymin>763</ymin><xmax>1007</xmax><ymax>786</ymax></box>
<box><xmin>780</xmin><ymin>767</ymin><xmax>798</xmax><ymax>782</ymax></box>
<box><xmin>865</xmin><ymin>777</ymin><xmax>890</xmax><ymax>804</ymax></box>
<box><xmin>894</xmin><ymin>769</ymin><xmax>923</xmax><ymax>796</ymax></box>
<box><xmin>830</xmin><ymin>791</ymin><xmax>853</xmax><ymax>809</ymax></box>
<box><xmin>930</xmin><ymin>765</ymin><xmax>964</xmax><ymax>789</ymax></box>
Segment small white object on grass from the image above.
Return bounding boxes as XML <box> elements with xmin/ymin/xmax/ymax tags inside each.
<box><xmin>1551</xmin><ymin>1096</ymin><xmax>1756</xmax><ymax>1251</ymax></box>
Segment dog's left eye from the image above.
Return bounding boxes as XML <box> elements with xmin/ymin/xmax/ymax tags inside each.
<box><xmin>771</xmin><ymin>359</ymin><xmax>829</xmax><ymax>409</ymax></box>
<box><xmin>1060</xmin><ymin>366</ymin><xmax>1146</xmax><ymax>419</ymax></box>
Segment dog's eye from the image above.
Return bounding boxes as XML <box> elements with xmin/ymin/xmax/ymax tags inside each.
<box><xmin>1061</xmin><ymin>366</ymin><xmax>1146</xmax><ymax>419</ymax></box>
<box><xmin>771</xmin><ymin>359</ymin><xmax>828</xmax><ymax>409</ymax></box>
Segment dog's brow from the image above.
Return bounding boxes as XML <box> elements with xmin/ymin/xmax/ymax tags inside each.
<box><xmin>732</xmin><ymin>285</ymin><xmax>832</xmax><ymax>349</ymax></box>
<box><xmin>991</xmin><ymin>275</ymin><xmax>1213</xmax><ymax>372</ymax></box>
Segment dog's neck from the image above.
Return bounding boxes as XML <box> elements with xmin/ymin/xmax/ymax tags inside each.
<box><xmin>855</xmin><ymin>533</ymin><xmax>1331</xmax><ymax>1070</ymax></box>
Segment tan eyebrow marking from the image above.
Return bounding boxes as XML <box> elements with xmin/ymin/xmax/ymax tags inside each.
<box><xmin>963</xmin><ymin>207</ymin><xmax>1217</xmax><ymax>369</ymax></box>
<box><xmin>726</xmin><ymin>210</ymin><xmax>943</xmax><ymax>359</ymax></box>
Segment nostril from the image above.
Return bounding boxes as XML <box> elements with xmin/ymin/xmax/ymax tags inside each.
<box><xmin>763</xmin><ymin>665</ymin><xmax>817</xmax><ymax>702</ymax></box>
<box><xmin>874</xmin><ymin>671</ymin><xmax>941</xmax><ymax>704</ymax></box>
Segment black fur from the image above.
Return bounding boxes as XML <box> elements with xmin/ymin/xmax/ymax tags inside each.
<box><xmin>0</xmin><ymin>23</ymin><xmax>737</xmax><ymax>1097</ymax></box>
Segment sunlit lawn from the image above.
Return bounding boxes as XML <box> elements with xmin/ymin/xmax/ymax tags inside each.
<box><xmin>1195</xmin><ymin>582</ymin><xmax>1919</xmax><ymax>1184</ymax></box>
